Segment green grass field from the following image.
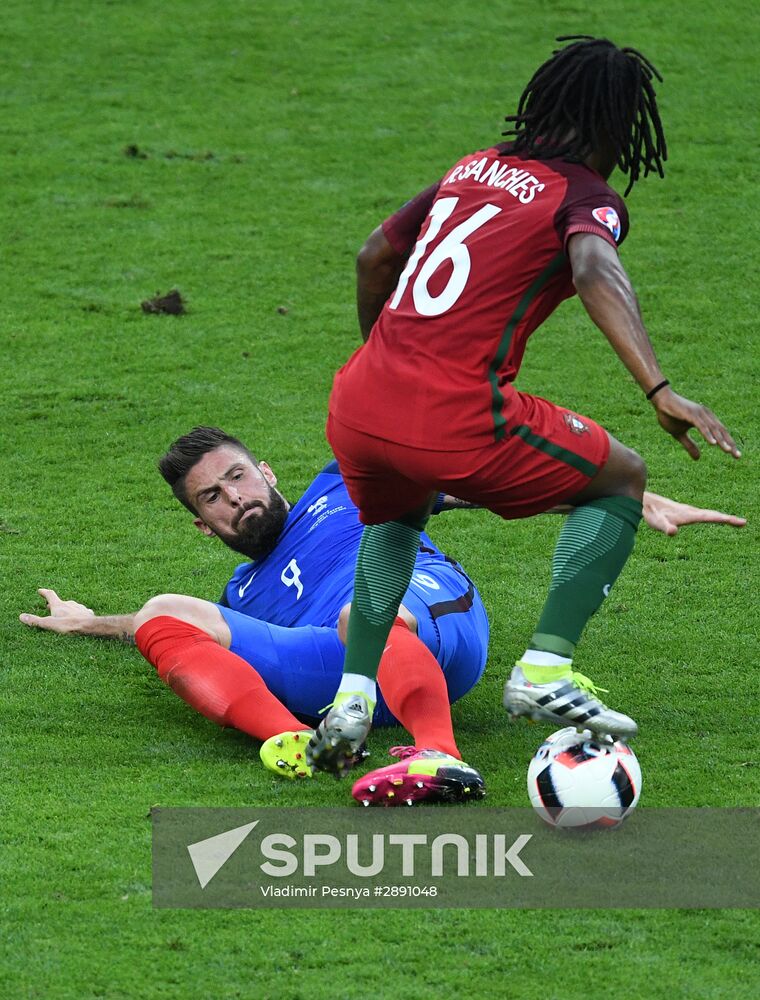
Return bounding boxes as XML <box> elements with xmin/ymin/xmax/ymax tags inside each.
<box><xmin>1</xmin><ymin>1</ymin><xmax>758</xmax><ymax>996</ymax></box>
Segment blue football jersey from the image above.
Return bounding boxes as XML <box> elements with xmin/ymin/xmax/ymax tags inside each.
<box><xmin>222</xmin><ymin>461</ymin><xmax>472</xmax><ymax>630</ymax></box>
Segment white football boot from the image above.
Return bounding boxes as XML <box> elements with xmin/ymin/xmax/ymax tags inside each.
<box><xmin>504</xmin><ymin>664</ymin><xmax>638</xmax><ymax>739</ymax></box>
<box><xmin>305</xmin><ymin>692</ymin><xmax>373</xmax><ymax>777</ymax></box>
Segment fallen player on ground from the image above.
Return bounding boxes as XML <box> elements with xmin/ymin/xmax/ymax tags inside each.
<box><xmin>21</xmin><ymin>426</ymin><xmax>745</xmax><ymax>805</ymax></box>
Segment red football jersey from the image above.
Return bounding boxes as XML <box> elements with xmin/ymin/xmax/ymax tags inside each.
<box><xmin>329</xmin><ymin>144</ymin><xmax>629</xmax><ymax>450</ymax></box>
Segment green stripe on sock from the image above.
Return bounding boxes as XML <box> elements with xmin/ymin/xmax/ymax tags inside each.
<box><xmin>528</xmin><ymin>633</ymin><xmax>577</xmax><ymax>659</ymax></box>
<box><xmin>531</xmin><ymin>495</ymin><xmax>643</xmax><ymax>652</ymax></box>
<box><xmin>579</xmin><ymin>494</ymin><xmax>643</xmax><ymax>530</ymax></box>
<box><xmin>343</xmin><ymin>520</ymin><xmax>423</xmax><ymax>680</ymax></box>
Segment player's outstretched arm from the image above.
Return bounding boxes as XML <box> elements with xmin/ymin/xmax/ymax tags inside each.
<box><xmin>568</xmin><ymin>233</ymin><xmax>740</xmax><ymax>461</ymax></box>
<box><xmin>543</xmin><ymin>492</ymin><xmax>745</xmax><ymax>535</ymax></box>
<box><xmin>433</xmin><ymin>495</ymin><xmax>483</xmax><ymax>512</ymax></box>
<box><xmin>356</xmin><ymin>226</ymin><xmax>407</xmax><ymax>340</ymax></box>
<box><xmin>19</xmin><ymin>588</ymin><xmax>136</xmax><ymax>643</ymax></box>
<box><xmin>642</xmin><ymin>493</ymin><xmax>747</xmax><ymax>536</ymax></box>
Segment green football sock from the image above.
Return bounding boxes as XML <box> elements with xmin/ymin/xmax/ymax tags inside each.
<box><xmin>343</xmin><ymin>514</ymin><xmax>427</xmax><ymax>680</ymax></box>
<box><xmin>529</xmin><ymin>495</ymin><xmax>643</xmax><ymax>659</ymax></box>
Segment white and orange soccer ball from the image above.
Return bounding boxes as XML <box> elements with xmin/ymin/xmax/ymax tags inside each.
<box><xmin>527</xmin><ymin>727</ymin><xmax>641</xmax><ymax>829</ymax></box>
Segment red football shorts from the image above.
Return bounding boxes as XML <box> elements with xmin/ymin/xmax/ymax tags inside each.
<box><xmin>326</xmin><ymin>392</ymin><xmax>610</xmax><ymax>524</ymax></box>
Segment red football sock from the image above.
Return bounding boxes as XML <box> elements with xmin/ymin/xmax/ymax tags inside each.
<box><xmin>376</xmin><ymin>617</ymin><xmax>461</xmax><ymax>758</ymax></box>
<box><xmin>134</xmin><ymin>616</ymin><xmax>310</xmax><ymax>742</ymax></box>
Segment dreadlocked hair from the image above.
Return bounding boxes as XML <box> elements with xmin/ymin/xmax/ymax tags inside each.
<box><xmin>503</xmin><ymin>36</ymin><xmax>667</xmax><ymax>195</ymax></box>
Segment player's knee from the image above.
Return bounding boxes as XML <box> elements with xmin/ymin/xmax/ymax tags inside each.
<box><xmin>134</xmin><ymin>594</ymin><xmax>184</xmax><ymax>631</ymax></box>
<box><xmin>622</xmin><ymin>447</ymin><xmax>647</xmax><ymax>497</ymax></box>
<box><xmin>134</xmin><ymin>594</ymin><xmax>228</xmax><ymax>645</ymax></box>
<box><xmin>396</xmin><ymin>604</ymin><xmax>418</xmax><ymax>634</ymax></box>
<box><xmin>337</xmin><ymin>602</ymin><xmax>418</xmax><ymax>644</ymax></box>
<box><xmin>600</xmin><ymin>440</ymin><xmax>647</xmax><ymax>500</ymax></box>
<box><xmin>337</xmin><ymin>603</ymin><xmax>351</xmax><ymax>644</ymax></box>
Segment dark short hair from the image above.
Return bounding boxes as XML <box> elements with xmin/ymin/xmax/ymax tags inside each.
<box><xmin>158</xmin><ymin>426</ymin><xmax>258</xmax><ymax>513</ymax></box>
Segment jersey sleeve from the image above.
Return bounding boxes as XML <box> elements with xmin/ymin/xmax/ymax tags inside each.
<box><xmin>318</xmin><ymin>459</ymin><xmax>341</xmax><ymax>476</ymax></box>
<box><xmin>381</xmin><ymin>181</ymin><xmax>442</xmax><ymax>254</ymax></box>
<box><xmin>554</xmin><ymin>177</ymin><xmax>629</xmax><ymax>252</ymax></box>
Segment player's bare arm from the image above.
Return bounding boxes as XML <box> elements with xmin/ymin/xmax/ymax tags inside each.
<box><xmin>442</xmin><ymin>492</ymin><xmax>745</xmax><ymax>535</ymax></box>
<box><xmin>641</xmin><ymin>493</ymin><xmax>746</xmax><ymax>536</ymax></box>
<box><xmin>20</xmin><ymin>589</ymin><xmax>232</xmax><ymax>647</ymax></box>
<box><xmin>19</xmin><ymin>588</ymin><xmax>136</xmax><ymax>642</ymax></box>
<box><xmin>436</xmin><ymin>495</ymin><xmax>483</xmax><ymax>512</ymax></box>
<box><xmin>356</xmin><ymin>226</ymin><xmax>406</xmax><ymax>340</ymax></box>
<box><xmin>19</xmin><ymin>493</ymin><xmax>745</xmax><ymax>642</ymax></box>
<box><xmin>568</xmin><ymin>232</ymin><xmax>740</xmax><ymax>460</ymax></box>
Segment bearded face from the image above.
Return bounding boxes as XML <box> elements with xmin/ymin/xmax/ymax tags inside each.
<box><xmin>214</xmin><ymin>483</ymin><xmax>290</xmax><ymax>559</ymax></box>
<box><xmin>184</xmin><ymin>446</ymin><xmax>291</xmax><ymax>561</ymax></box>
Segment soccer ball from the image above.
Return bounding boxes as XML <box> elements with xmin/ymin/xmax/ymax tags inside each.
<box><xmin>527</xmin><ymin>727</ymin><xmax>641</xmax><ymax>829</ymax></box>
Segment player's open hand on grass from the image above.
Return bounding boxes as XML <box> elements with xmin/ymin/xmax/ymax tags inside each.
<box><xmin>643</xmin><ymin>493</ymin><xmax>747</xmax><ymax>536</ymax></box>
<box><xmin>651</xmin><ymin>386</ymin><xmax>740</xmax><ymax>460</ymax></box>
<box><xmin>19</xmin><ymin>588</ymin><xmax>95</xmax><ymax>633</ymax></box>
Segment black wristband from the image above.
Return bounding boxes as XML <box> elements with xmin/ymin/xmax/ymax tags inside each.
<box><xmin>646</xmin><ymin>379</ymin><xmax>670</xmax><ymax>401</ymax></box>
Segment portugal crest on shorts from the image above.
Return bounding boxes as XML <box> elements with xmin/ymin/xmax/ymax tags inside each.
<box><xmin>592</xmin><ymin>206</ymin><xmax>621</xmax><ymax>242</ymax></box>
<box><xmin>564</xmin><ymin>412</ymin><xmax>590</xmax><ymax>436</ymax></box>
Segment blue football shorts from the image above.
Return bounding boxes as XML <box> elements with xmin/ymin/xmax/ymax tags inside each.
<box><xmin>215</xmin><ymin>559</ymin><xmax>489</xmax><ymax>727</ymax></box>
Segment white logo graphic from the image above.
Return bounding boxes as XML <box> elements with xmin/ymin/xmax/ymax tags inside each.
<box><xmin>281</xmin><ymin>558</ymin><xmax>304</xmax><ymax>599</ymax></box>
<box><xmin>180</xmin><ymin>820</ymin><xmax>533</xmax><ymax>890</ymax></box>
<box><xmin>238</xmin><ymin>569</ymin><xmax>259</xmax><ymax>599</ymax></box>
<box><xmin>411</xmin><ymin>572</ymin><xmax>441</xmax><ymax>591</ymax></box>
<box><xmin>257</xmin><ymin>832</ymin><xmax>533</xmax><ymax>878</ymax></box>
<box><xmin>563</xmin><ymin>412</ymin><xmax>589</xmax><ymax>436</ymax></box>
<box><xmin>187</xmin><ymin>821</ymin><xmax>259</xmax><ymax>889</ymax></box>
<box><xmin>602</xmin><ymin>584</ymin><xmax>611</xmax><ymax>597</ymax></box>
<box><xmin>592</xmin><ymin>206</ymin><xmax>621</xmax><ymax>242</ymax></box>
<box><xmin>307</xmin><ymin>495</ymin><xmax>329</xmax><ymax>517</ymax></box>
